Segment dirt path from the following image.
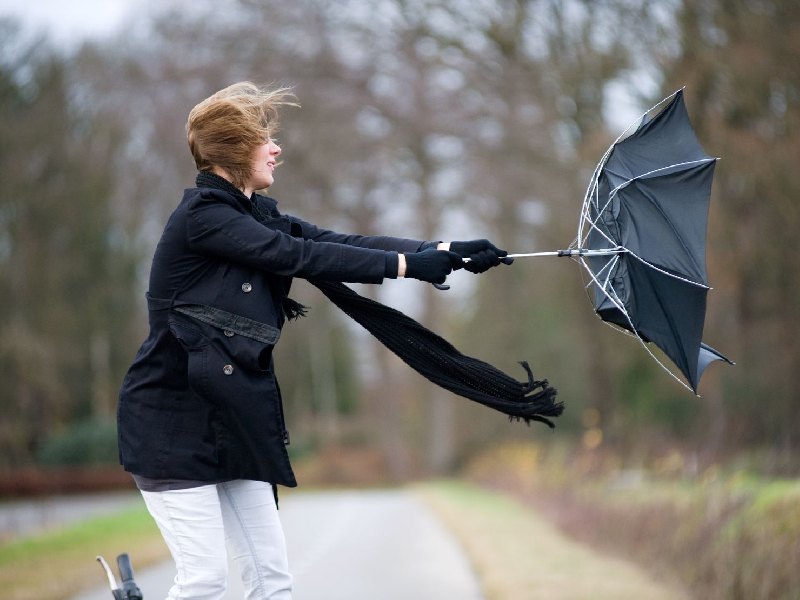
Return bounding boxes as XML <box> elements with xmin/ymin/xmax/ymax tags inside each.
<box><xmin>418</xmin><ymin>481</ymin><xmax>690</xmax><ymax>600</ymax></box>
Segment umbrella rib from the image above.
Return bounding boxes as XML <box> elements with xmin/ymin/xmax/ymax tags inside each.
<box><xmin>576</xmin><ymin>181</ymin><xmax>602</xmax><ymax>248</ymax></box>
<box><xmin>582</xmin><ymin>253</ymin><xmax>619</xmax><ymax>291</ymax></box>
<box><xmin>601</xmin><ymin>254</ymin><xmax>619</xmax><ymax>290</ymax></box>
<box><xmin>607</xmin><ymin>158</ymin><xmax>717</xmax><ymax>198</ymax></box>
<box><xmin>576</xmin><ymin>258</ymin><xmax>638</xmax><ymax>340</ymax></box>
<box><xmin>578</xmin><ymin>179</ymin><xmax>621</xmax><ymax>251</ymax></box>
<box><xmin>578</xmin><ymin>156</ymin><xmax>610</xmax><ymax>246</ymax></box>
<box><xmin>609</xmin><ymin>87</ymin><xmax>686</xmax><ymax>148</ymax></box>
<box><xmin>580</xmin><ymin>196</ymin><xmax>620</xmax><ymax>250</ymax></box>
<box><xmin>625</xmin><ymin>251</ymin><xmax>710</xmax><ymax>289</ymax></box>
<box><xmin>578</xmin><ymin>256</ymin><xmax>628</xmax><ymax>317</ymax></box>
<box><xmin>582</xmin><ymin>180</ymin><xmax>607</xmax><ymax>246</ymax></box>
<box><xmin>579</xmin><ymin>173</ymin><xmax>614</xmax><ymax>248</ymax></box>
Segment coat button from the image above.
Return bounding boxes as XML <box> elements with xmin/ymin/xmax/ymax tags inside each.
<box><xmin>241</xmin><ymin>283</ymin><xmax>252</xmax><ymax>292</ymax></box>
<box><xmin>223</xmin><ymin>364</ymin><xmax>234</xmax><ymax>375</ymax></box>
<box><xmin>224</xmin><ymin>330</ymin><xmax>235</xmax><ymax>337</ymax></box>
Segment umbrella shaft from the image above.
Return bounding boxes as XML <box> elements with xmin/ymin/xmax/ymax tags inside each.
<box><xmin>506</xmin><ymin>248</ymin><xmax>625</xmax><ymax>259</ymax></box>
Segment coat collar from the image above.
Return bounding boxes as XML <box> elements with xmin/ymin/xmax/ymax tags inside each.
<box><xmin>195</xmin><ymin>171</ymin><xmax>280</xmax><ymax>218</ymax></box>
<box><xmin>196</xmin><ymin>170</ymin><xmax>250</xmax><ymax>200</ymax></box>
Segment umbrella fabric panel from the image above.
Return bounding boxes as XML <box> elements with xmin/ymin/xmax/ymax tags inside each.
<box><xmin>616</xmin><ymin>160</ymin><xmax>716</xmax><ymax>284</ymax></box>
<box><xmin>606</xmin><ymin>90</ymin><xmax>712</xmax><ymax>182</ymax></box>
<box><xmin>625</xmin><ymin>257</ymin><xmax>708</xmax><ymax>391</ymax></box>
<box><xmin>697</xmin><ymin>343</ymin><xmax>735</xmax><ymax>383</ymax></box>
<box><xmin>589</xmin><ymin>255</ymin><xmax>724</xmax><ymax>392</ymax></box>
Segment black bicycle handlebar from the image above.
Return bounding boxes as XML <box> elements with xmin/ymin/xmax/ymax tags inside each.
<box><xmin>97</xmin><ymin>553</ymin><xmax>143</xmax><ymax>600</ymax></box>
<box><xmin>117</xmin><ymin>554</ymin><xmax>143</xmax><ymax>600</ymax></box>
<box><xmin>117</xmin><ymin>553</ymin><xmax>135</xmax><ymax>583</ymax></box>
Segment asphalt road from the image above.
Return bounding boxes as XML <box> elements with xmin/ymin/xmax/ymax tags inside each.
<box><xmin>76</xmin><ymin>489</ymin><xmax>486</xmax><ymax>600</ymax></box>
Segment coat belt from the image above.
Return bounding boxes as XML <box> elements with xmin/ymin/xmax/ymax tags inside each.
<box><xmin>146</xmin><ymin>293</ymin><xmax>281</xmax><ymax>345</ymax></box>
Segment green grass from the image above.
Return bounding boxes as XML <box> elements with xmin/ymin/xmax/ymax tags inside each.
<box><xmin>0</xmin><ymin>503</ymin><xmax>168</xmax><ymax>600</ymax></box>
<box><xmin>745</xmin><ymin>479</ymin><xmax>800</xmax><ymax>512</ymax></box>
<box><xmin>416</xmin><ymin>480</ymin><xmax>690</xmax><ymax>600</ymax></box>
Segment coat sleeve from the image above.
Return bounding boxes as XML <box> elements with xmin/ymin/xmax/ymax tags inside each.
<box><xmin>287</xmin><ymin>216</ymin><xmax>426</xmax><ymax>253</ymax></box>
<box><xmin>186</xmin><ymin>190</ymin><xmax>391</xmax><ymax>283</ymax></box>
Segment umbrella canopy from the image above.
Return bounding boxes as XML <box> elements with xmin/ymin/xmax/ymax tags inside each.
<box><xmin>576</xmin><ymin>89</ymin><xmax>733</xmax><ymax>392</ymax></box>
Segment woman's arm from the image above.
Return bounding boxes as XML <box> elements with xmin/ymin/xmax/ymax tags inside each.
<box><xmin>287</xmin><ymin>216</ymin><xmax>431</xmax><ymax>254</ymax></box>
<box><xmin>186</xmin><ymin>190</ymin><xmax>395</xmax><ymax>283</ymax></box>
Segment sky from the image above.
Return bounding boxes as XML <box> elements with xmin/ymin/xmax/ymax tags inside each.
<box><xmin>0</xmin><ymin>0</ymin><xmax>141</xmax><ymax>48</ymax></box>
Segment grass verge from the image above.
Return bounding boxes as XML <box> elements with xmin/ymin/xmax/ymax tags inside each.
<box><xmin>466</xmin><ymin>442</ymin><xmax>800</xmax><ymax>600</ymax></box>
<box><xmin>0</xmin><ymin>503</ymin><xmax>168</xmax><ymax>600</ymax></box>
<box><xmin>416</xmin><ymin>479</ymin><xmax>689</xmax><ymax>600</ymax></box>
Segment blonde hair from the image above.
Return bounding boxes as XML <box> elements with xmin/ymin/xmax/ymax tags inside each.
<box><xmin>186</xmin><ymin>82</ymin><xmax>296</xmax><ymax>190</ymax></box>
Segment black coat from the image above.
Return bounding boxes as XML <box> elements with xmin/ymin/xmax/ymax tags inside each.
<box><xmin>117</xmin><ymin>174</ymin><xmax>424</xmax><ymax>487</ymax></box>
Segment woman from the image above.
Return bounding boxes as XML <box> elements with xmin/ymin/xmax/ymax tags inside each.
<box><xmin>117</xmin><ymin>81</ymin><xmax>510</xmax><ymax>600</ymax></box>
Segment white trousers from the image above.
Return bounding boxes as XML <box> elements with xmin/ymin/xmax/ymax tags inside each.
<box><xmin>140</xmin><ymin>480</ymin><xmax>292</xmax><ymax>600</ymax></box>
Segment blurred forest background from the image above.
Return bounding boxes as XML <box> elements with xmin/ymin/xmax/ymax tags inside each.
<box><xmin>1</xmin><ymin>0</ymin><xmax>798</xmax><ymax>481</ymax></box>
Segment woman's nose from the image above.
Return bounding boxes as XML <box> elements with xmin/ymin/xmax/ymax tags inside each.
<box><xmin>271</xmin><ymin>141</ymin><xmax>281</xmax><ymax>156</ymax></box>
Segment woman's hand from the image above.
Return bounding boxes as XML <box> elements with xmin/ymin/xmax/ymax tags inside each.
<box><xmin>448</xmin><ymin>239</ymin><xmax>513</xmax><ymax>273</ymax></box>
<box><xmin>401</xmin><ymin>249</ymin><xmax>464</xmax><ymax>284</ymax></box>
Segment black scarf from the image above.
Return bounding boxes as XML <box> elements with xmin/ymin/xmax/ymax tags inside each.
<box><xmin>195</xmin><ymin>172</ymin><xmax>562</xmax><ymax>427</ymax></box>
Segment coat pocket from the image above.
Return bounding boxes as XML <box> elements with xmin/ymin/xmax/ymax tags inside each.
<box><xmin>173</xmin><ymin>303</ymin><xmax>280</xmax><ymax>374</ymax></box>
<box><xmin>168</xmin><ymin>314</ymin><xmax>212</xmax><ymax>398</ymax></box>
<box><xmin>211</xmin><ymin>328</ymin><xmax>274</xmax><ymax>373</ymax></box>
<box><xmin>169</xmin><ymin>308</ymin><xmax>277</xmax><ymax>376</ymax></box>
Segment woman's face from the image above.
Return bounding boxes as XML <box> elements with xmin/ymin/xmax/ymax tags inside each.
<box><xmin>247</xmin><ymin>138</ymin><xmax>282</xmax><ymax>191</ymax></box>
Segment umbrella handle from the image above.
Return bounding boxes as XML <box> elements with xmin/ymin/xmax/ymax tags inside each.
<box><xmin>431</xmin><ymin>252</ymin><xmax>523</xmax><ymax>289</ymax></box>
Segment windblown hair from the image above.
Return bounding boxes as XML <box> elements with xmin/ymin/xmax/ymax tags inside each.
<box><xmin>186</xmin><ymin>82</ymin><xmax>296</xmax><ymax>190</ymax></box>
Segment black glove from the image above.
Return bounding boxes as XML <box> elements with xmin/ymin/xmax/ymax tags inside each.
<box><xmin>403</xmin><ymin>249</ymin><xmax>464</xmax><ymax>284</ymax></box>
<box><xmin>450</xmin><ymin>239</ymin><xmax>514</xmax><ymax>273</ymax></box>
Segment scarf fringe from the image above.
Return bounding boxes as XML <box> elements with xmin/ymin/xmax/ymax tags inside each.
<box><xmin>282</xmin><ymin>297</ymin><xmax>309</xmax><ymax>321</ymax></box>
<box><xmin>511</xmin><ymin>361</ymin><xmax>563</xmax><ymax>428</ymax></box>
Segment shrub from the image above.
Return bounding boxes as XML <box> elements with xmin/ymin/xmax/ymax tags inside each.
<box><xmin>36</xmin><ymin>420</ymin><xmax>119</xmax><ymax>466</ymax></box>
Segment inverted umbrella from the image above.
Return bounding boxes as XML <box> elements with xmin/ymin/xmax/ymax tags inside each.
<box><xmin>508</xmin><ymin>89</ymin><xmax>733</xmax><ymax>393</ymax></box>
